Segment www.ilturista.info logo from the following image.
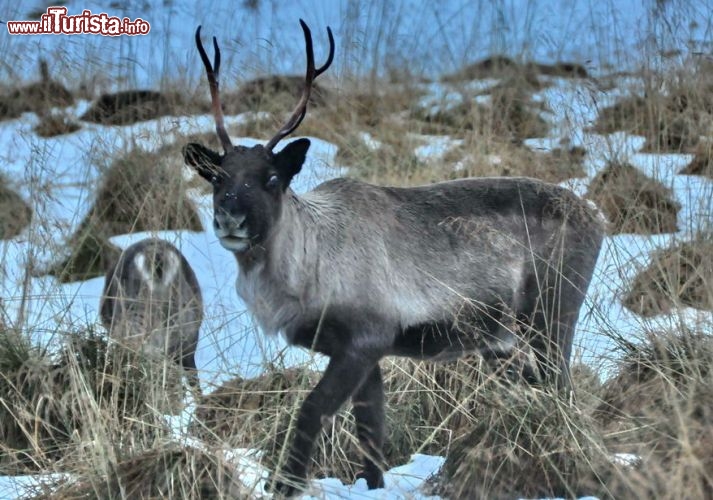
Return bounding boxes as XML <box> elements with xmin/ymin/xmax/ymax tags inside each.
<box><xmin>5</xmin><ymin>6</ymin><xmax>150</xmax><ymax>36</ymax></box>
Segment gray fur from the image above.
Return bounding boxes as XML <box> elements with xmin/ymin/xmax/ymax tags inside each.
<box><xmin>185</xmin><ymin>19</ymin><xmax>602</xmax><ymax>495</ymax></box>
<box><xmin>100</xmin><ymin>238</ymin><xmax>203</xmax><ymax>395</ymax></box>
<box><xmin>184</xmin><ymin>139</ymin><xmax>604</xmax><ymax>493</ymax></box>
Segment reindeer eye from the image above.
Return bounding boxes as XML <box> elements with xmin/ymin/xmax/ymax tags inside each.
<box><xmin>266</xmin><ymin>174</ymin><xmax>280</xmax><ymax>189</ymax></box>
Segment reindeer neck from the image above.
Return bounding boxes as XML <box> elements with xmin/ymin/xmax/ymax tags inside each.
<box><xmin>232</xmin><ymin>190</ymin><xmax>317</xmax><ymax>273</ymax></box>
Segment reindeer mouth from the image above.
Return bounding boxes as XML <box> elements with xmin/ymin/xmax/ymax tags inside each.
<box><xmin>219</xmin><ymin>234</ymin><xmax>250</xmax><ymax>252</ymax></box>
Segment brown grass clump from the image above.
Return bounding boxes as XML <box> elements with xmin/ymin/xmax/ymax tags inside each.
<box><xmin>83</xmin><ymin>147</ymin><xmax>203</xmax><ymax>235</ymax></box>
<box><xmin>45</xmin><ymin>146</ymin><xmax>202</xmax><ymax>283</ymax></box>
<box><xmin>193</xmin><ymin>366</ymin><xmax>366</xmax><ymax>483</ymax></box>
<box><xmin>0</xmin><ymin>329</ymin><xmax>60</xmax><ymax>472</ymax></box>
<box><xmin>335</xmin><ymin>130</ymin><xmax>427</xmax><ymax>183</ymax></box>
<box><xmin>441</xmin><ymin>56</ymin><xmax>587</xmax><ymax>83</ymax></box>
<box><xmin>593</xmin><ymin>64</ymin><xmax>713</xmax><ymax>153</ymax></box>
<box><xmin>192</xmin><ymin>359</ymin><xmax>474</xmax><ymax>484</ymax></box>
<box><xmin>0</xmin><ymin>328</ymin><xmax>175</xmax><ymax>474</ymax></box>
<box><xmin>193</xmin><ymin>367</ymin><xmax>379</xmax><ymax>483</ymax></box>
<box><xmin>488</xmin><ymin>85</ymin><xmax>551</xmax><ymax>140</ymax></box>
<box><xmin>593</xmin><ymin>93</ymin><xmax>704</xmax><ymax>152</ymax></box>
<box><xmin>534</xmin><ymin>61</ymin><xmax>589</xmax><ymax>79</ymax></box>
<box><xmin>46</xmin><ymin>231</ymin><xmax>122</xmax><ymax>284</ymax></box>
<box><xmin>586</xmin><ymin>161</ymin><xmax>679</xmax><ymax>235</ymax></box>
<box><xmin>569</xmin><ymin>363</ymin><xmax>605</xmax><ymax>413</ymax></box>
<box><xmin>33</xmin><ymin>444</ymin><xmax>247</xmax><ymax>500</ymax></box>
<box><xmin>445</xmin><ymin>139</ymin><xmax>586</xmax><ymax>184</ymax></box>
<box><xmin>192</xmin><ymin>367</ymin><xmax>320</xmax><ymax>450</ymax></box>
<box><xmin>33</xmin><ymin>112</ymin><xmax>82</xmax><ymax>138</ymax></box>
<box><xmin>80</xmin><ymin>90</ymin><xmax>193</xmax><ymax>125</ymax></box>
<box><xmin>0</xmin><ymin>175</ymin><xmax>32</xmax><ymax>240</ymax></box>
<box><xmin>413</xmin><ymin>86</ymin><xmax>550</xmax><ymax>143</ymax></box>
<box><xmin>622</xmin><ymin>236</ymin><xmax>713</xmax><ymax>317</ymax></box>
<box><xmin>221</xmin><ymin>75</ymin><xmax>331</xmax><ymax>116</ymax></box>
<box><xmin>595</xmin><ymin>330</ymin><xmax>713</xmax><ymax>498</ymax></box>
<box><xmin>0</xmin><ymin>61</ymin><xmax>74</xmax><ymax>122</ymax></box>
<box><xmin>436</xmin><ymin>381</ymin><xmax>615</xmax><ymax>499</ymax></box>
<box><xmin>679</xmin><ymin>140</ymin><xmax>713</xmax><ymax>178</ymax></box>
<box><xmin>334</xmin><ymin>85</ymin><xmax>427</xmax><ymax>129</ymax></box>
<box><xmin>442</xmin><ymin>55</ymin><xmax>523</xmax><ymax>82</ymax></box>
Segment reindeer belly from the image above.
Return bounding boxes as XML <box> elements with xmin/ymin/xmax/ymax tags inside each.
<box><xmin>391</xmin><ymin>301</ymin><xmax>516</xmax><ymax>360</ymax></box>
<box><xmin>388</xmin><ymin>271</ymin><xmax>520</xmax><ymax>360</ymax></box>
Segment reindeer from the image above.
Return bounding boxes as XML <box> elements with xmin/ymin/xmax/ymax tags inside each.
<box><xmin>184</xmin><ymin>20</ymin><xmax>604</xmax><ymax>495</ymax></box>
<box><xmin>100</xmin><ymin>238</ymin><xmax>203</xmax><ymax>396</ymax></box>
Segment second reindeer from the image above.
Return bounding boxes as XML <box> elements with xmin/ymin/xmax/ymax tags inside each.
<box><xmin>100</xmin><ymin>238</ymin><xmax>203</xmax><ymax>397</ymax></box>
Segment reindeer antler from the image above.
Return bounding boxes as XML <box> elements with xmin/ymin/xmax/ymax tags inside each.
<box><xmin>265</xmin><ymin>19</ymin><xmax>334</xmax><ymax>152</ymax></box>
<box><xmin>195</xmin><ymin>26</ymin><xmax>233</xmax><ymax>153</ymax></box>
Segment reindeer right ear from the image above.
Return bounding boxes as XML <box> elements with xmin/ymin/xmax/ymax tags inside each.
<box><xmin>183</xmin><ymin>143</ymin><xmax>222</xmax><ymax>181</ymax></box>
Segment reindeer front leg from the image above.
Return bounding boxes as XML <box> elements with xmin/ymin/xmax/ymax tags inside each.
<box><xmin>268</xmin><ymin>350</ymin><xmax>381</xmax><ymax>496</ymax></box>
<box><xmin>352</xmin><ymin>364</ymin><xmax>386</xmax><ymax>488</ymax></box>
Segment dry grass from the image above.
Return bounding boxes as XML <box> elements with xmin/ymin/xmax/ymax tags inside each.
<box><xmin>30</xmin><ymin>444</ymin><xmax>247</xmax><ymax>500</ymax></box>
<box><xmin>80</xmin><ymin>89</ymin><xmax>208</xmax><ymax>125</ymax></box>
<box><xmin>441</xmin><ymin>55</ymin><xmax>588</xmax><ymax>83</ymax></box>
<box><xmin>235</xmin><ymin>82</ymin><xmax>434</xmax><ymax>185</ymax></box>
<box><xmin>191</xmin><ymin>357</ymin><xmax>496</xmax><ymax>484</ymax></box>
<box><xmin>0</xmin><ymin>174</ymin><xmax>32</xmax><ymax>240</ymax></box>
<box><xmin>33</xmin><ymin>113</ymin><xmax>82</xmax><ymax>138</ymax></box>
<box><xmin>412</xmin><ymin>84</ymin><xmax>550</xmax><ymax>143</ymax></box>
<box><xmin>592</xmin><ymin>61</ymin><xmax>713</xmax><ymax>153</ymax></box>
<box><xmin>44</xmin><ymin>145</ymin><xmax>203</xmax><ymax>283</ymax></box>
<box><xmin>0</xmin><ymin>327</ymin><xmax>181</xmax><ymax>475</ymax></box>
<box><xmin>435</xmin><ymin>380</ymin><xmax>620</xmax><ymax>499</ymax></box>
<box><xmin>221</xmin><ymin>75</ymin><xmax>331</xmax><ymax>116</ymax></box>
<box><xmin>586</xmin><ymin>161</ymin><xmax>680</xmax><ymax>235</ymax></box>
<box><xmin>444</xmin><ymin>139</ymin><xmax>586</xmax><ymax>183</ymax></box>
<box><xmin>0</xmin><ymin>61</ymin><xmax>74</xmax><ymax>122</ymax></box>
<box><xmin>191</xmin><ymin>354</ymin><xmax>579</xmax><ymax>487</ymax></box>
<box><xmin>192</xmin><ymin>367</ymin><xmax>372</xmax><ymax>483</ymax></box>
<box><xmin>238</xmin><ymin>80</ymin><xmax>556</xmax><ymax>187</ymax></box>
<box><xmin>595</xmin><ymin>329</ymin><xmax>713</xmax><ymax>499</ymax></box>
<box><xmin>231</xmin><ymin>69</ymin><xmax>555</xmax><ymax>187</ymax></box>
<box><xmin>622</xmin><ymin>235</ymin><xmax>713</xmax><ymax>317</ymax></box>
<box><xmin>191</xmin><ymin>367</ymin><xmax>320</xmax><ymax>450</ymax></box>
<box><xmin>679</xmin><ymin>140</ymin><xmax>713</xmax><ymax>178</ymax></box>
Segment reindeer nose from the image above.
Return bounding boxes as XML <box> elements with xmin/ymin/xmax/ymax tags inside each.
<box><xmin>214</xmin><ymin>211</ymin><xmax>247</xmax><ymax>233</ymax></box>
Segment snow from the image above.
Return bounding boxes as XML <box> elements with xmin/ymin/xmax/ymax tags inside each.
<box><xmin>305</xmin><ymin>455</ymin><xmax>445</xmax><ymax>500</ymax></box>
<box><xmin>0</xmin><ymin>474</ymin><xmax>68</xmax><ymax>500</ymax></box>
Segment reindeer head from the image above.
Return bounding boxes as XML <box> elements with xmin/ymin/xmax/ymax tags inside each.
<box><xmin>184</xmin><ymin>20</ymin><xmax>334</xmax><ymax>254</ymax></box>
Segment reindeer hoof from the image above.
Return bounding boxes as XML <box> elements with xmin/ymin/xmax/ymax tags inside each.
<box><xmin>265</xmin><ymin>473</ymin><xmax>305</xmax><ymax>498</ymax></box>
<box><xmin>355</xmin><ymin>468</ymin><xmax>385</xmax><ymax>489</ymax></box>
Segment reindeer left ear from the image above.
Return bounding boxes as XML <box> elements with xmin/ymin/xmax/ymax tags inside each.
<box><xmin>183</xmin><ymin>143</ymin><xmax>223</xmax><ymax>182</ymax></box>
<box><xmin>274</xmin><ymin>138</ymin><xmax>310</xmax><ymax>186</ymax></box>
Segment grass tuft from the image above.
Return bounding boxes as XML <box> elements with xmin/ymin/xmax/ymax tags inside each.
<box><xmin>622</xmin><ymin>235</ymin><xmax>713</xmax><ymax>317</ymax></box>
<box><xmin>436</xmin><ymin>380</ymin><xmax>615</xmax><ymax>499</ymax></box>
<box><xmin>0</xmin><ymin>174</ymin><xmax>32</xmax><ymax>240</ymax></box>
<box><xmin>593</xmin><ymin>61</ymin><xmax>713</xmax><ymax>153</ymax></box>
<box><xmin>0</xmin><ymin>326</ymin><xmax>181</xmax><ymax>474</ymax></box>
<box><xmin>586</xmin><ymin>161</ymin><xmax>680</xmax><ymax>235</ymax></box>
<box><xmin>30</xmin><ymin>444</ymin><xmax>247</xmax><ymax>500</ymax></box>
<box><xmin>595</xmin><ymin>329</ymin><xmax>713</xmax><ymax>498</ymax></box>
<box><xmin>45</xmin><ymin>146</ymin><xmax>203</xmax><ymax>283</ymax></box>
